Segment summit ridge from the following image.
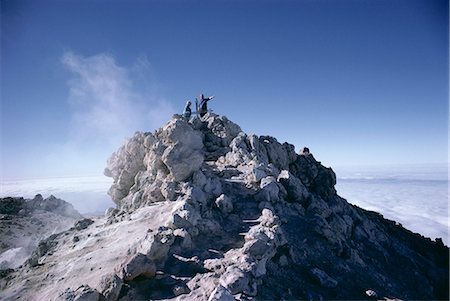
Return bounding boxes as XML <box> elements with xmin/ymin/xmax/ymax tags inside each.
<box><xmin>1</xmin><ymin>113</ymin><xmax>448</xmax><ymax>301</ymax></box>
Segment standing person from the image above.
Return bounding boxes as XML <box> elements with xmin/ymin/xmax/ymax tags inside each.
<box><xmin>183</xmin><ymin>100</ymin><xmax>192</xmax><ymax>119</ymax></box>
<box><xmin>199</xmin><ymin>94</ymin><xmax>215</xmax><ymax>117</ymax></box>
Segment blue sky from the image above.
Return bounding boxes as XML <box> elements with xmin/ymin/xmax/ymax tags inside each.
<box><xmin>1</xmin><ymin>0</ymin><xmax>448</xmax><ymax>179</ymax></box>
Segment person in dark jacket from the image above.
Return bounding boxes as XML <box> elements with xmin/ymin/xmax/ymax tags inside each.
<box><xmin>183</xmin><ymin>100</ymin><xmax>192</xmax><ymax>119</ymax></box>
<box><xmin>199</xmin><ymin>94</ymin><xmax>215</xmax><ymax>117</ymax></box>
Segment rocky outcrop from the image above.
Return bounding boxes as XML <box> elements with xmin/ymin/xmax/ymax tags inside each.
<box><xmin>1</xmin><ymin>113</ymin><xmax>448</xmax><ymax>301</ymax></box>
<box><xmin>0</xmin><ymin>195</ymin><xmax>83</xmax><ymax>270</ymax></box>
<box><xmin>0</xmin><ymin>194</ymin><xmax>81</xmax><ymax>219</ymax></box>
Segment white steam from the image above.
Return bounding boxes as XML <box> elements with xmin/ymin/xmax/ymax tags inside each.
<box><xmin>38</xmin><ymin>52</ymin><xmax>175</xmax><ymax>177</ymax></box>
<box><xmin>61</xmin><ymin>51</ymin><xmax>174</xmax><ymax>147</ymax></box>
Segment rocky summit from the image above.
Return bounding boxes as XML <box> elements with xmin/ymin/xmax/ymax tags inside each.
<box><xmin>1</xmin><ymin>113</ymin><xmax>448</xmax><ymax>301</ymax></box>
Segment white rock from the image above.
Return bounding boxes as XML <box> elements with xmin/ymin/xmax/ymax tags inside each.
<box><xmin>219</xmin><ymin>267</ymin><xmax>250</xmax><ymax>295</ymax></box>
<box><xmin>208</xmin><ymin>285</ymin><xmax>235</xmax><ymax>301</ymax></box>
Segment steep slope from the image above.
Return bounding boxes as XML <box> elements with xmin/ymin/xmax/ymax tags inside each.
<box><xmin>0</xmin><ymin>194</ymin><xmax>83</xmax><ymax>270</ymax></box>
<box><xmin>1</xmin><ymin>113</ymin><xmax>448</xmax><ymax>301</ymax></box>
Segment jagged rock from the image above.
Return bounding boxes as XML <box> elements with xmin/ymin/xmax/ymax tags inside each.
<box><xmin>173</xmin><ymin>283</ymin><xmax>191</xmax><ymax>296</ymax></box>
<box><xmin>247</xmin><ymin>165</ymin><xmax>267</xmax><ymax>183</ymax></box>
<box><xmin>2</xmin><ymin>113</ymin><xmax>448</xmax><ymax>301</ymax></box>
<box><xmin>160</xmin><ymin>180</ymin><xmax>179</xmax><ymax>201</ymax></box>
<box><xmin>27</xmin><ymin>233</ymin><xmax>59</xmax><ymax>267</ymax></box>
<box><xmin>0</xmin><ymin>195</ymin><xmax>83</xmax><ymax>270</ymax></box>
<box><xmin>260</xmin><ymin>176</ymin><xmax>279</xmax><ymax>202</ymax></box>
<box><xmin>309</xmin><ymin>267</ymin><xmax>338</xmax><ymax>288</ymax></box>
<box><xmin>289</xmin><ymin>154</ymin><xmax>336</xmax><ymax>199</ymax></box>
<box><xmin>0</xmin><ymin>197</ymin><xmax>25</xmax><ymax>215</ymax></box>
<box><xmin>105</xmin><ymin>132</ymin><xmax>149</xmax><ymax>203</ymax></box>
<box><xmin>208</xmin><ymin>285</ymin><xmax>235</xmax><ymax>301</ymax></box>
<box><xmin>277</xmin><ymin>170</ymin><xmax>308</xmax><ymax>203</ymax></box>
<box><xmin>27</xmin><ymin>195</ymin><xmax>83</xmax><ymax>219</ymax></box>
<box><xmin>203</xmin><ymin>114</ymin><xmax>242</xmax><ymax>147</ymax></box>
<box><xmin>259</xmin><ymin>136</ymin><xmax>291</xmax><ymax>170</ymax></box>
<box><xmin>159</xmin><ymin>118</ymin><xmax>204</xmax><ymax>182</ymax></box>
<box><xmin>0</xmin><ymin>194</ymin><xmax>80</xmax><ymax>218</ymax></box>
<box><xmin>118</xmin><ymin>253</ymin><xmax>156</xmax><ymax>281</ymax></box>
<box><xmin>74</xmin><ymin>218</ymin><xmax>94</xmax><ymax>230</ymax></box>
<box><xmin>98</xmin><ymin>273</ymin><xmax>122</xmax><ymax>301</ymax></box>
<box><xmin>146</xmin><ymin>227</ymin><xmax>175</xmax><ymax>264</ymax></box>
<box><xmin>173</xmin><ymin>228</ymin><xmax>194</xmax><ymax>249</ymax></box>
<box><xmin>59</xmin><ymin>285</ymin><xmax>100</xmax><ymax>301</ymax></box>
<box><xmin>215</xmin><ymin>194</ymin><xmax>233</xmax><ymax>214</ymax></box>
<box><xmin>219</xmin><ymin>266</ymin><xmax>250</xmax><ymax>295</ymax></box>
<box><xmin>105</xmin><ymin>207</ymin><xmax>119</xmax><ymax>217</ymax></box>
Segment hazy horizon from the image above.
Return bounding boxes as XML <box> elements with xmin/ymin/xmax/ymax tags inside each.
<box><xmin>1</xmin><ymin>163</ymin><xmax>447</xmax><ymax>245</ymax></box>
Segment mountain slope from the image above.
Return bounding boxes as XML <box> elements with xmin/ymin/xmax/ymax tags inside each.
<box><xmin>1</xmin><ymin>113</ymin><xmax>448</xmax><ymax>301</ymax></box>
<box><xmin>0</xmin><ymin>194</ymin><xmax>82</xmax><ymax>270</ymax></box>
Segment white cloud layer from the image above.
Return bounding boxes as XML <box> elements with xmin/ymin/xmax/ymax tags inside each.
<box><xmin>335</xmin><ymin>164</ymin><xmax>449</xmax><ymax>244</ymax></box>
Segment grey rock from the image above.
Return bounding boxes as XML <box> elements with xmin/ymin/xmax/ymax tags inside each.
<box><xmin>289</xmin><ymin>154</ymin><xmax>336</xmax><ymax>199</ymax></box>
<box><xmin>219</xmin><ymin>266</ymin><xmax>250</xmax><ymax>295</ymax></box>
<box><xmin>260</xmin><ymin>176</ymin><xmax>279</xmax><ymax>202</ymax></box>
<box><xmin>160</xmin><ymin>181</ymin><xmax>179</xmax><ymax>201</ymax></box>
<box><xmin>173</xmin><ymin>283</ymin><xmax>191</xmax><ymax>296</ymax></box>
<box><xmin>310</xmin><ymin>267</ymin><xmax>338</xmax><ymax>288</ymax></box>
<box><xmin>146</xmin><ymin>227</ymin><xmax>175</xmax><ymax>264</ymax></box>
<box><xmin>98</xmin><ymin>273</ymin><xmax>122</xmax><ymax>301</ymax></box>
<box><xmin>28</xmin><ymin>233</ymin><xmax>59</xmax><ymax>267</ymax></box>
<box><xmin>277</xmin><ymin>170</ymin><xmax>309</xmax><ymax>203</ymax></box>
<box><xmin>119</xmin><ymin>253</ymin><xmax>156</xmax><ymax>281</ymax></box>
<box><xmin>74</xmin><ymin>218</ymin><xmax>94</xmax><ymax>231</ymax></box>
<box><xmin>203</xmin><ymin>114</ymin><xmax>242</xmax><ymax>147</ymax></box>
<box><xmin>59</xmin><ymin>285</ymin><xmax>100</xmax><ymax>301</ymax></box>
<box><xmin>27</xmin><ymin>195</ymin><xmax>83</xmax><ymax>219</ymax></box>
<box><xmin>105</xmin><ymin>207</ymin><xmax>119</xmax><ymax>217</ymax></box>
<box><xmin>0</xmin><ymin>197</ymin><xmax>25</xmax><ymax>215</ymax></box>
<box><xmin>1</xmin><ymin>114</ymin><xmax>449</xmax><ymax>301</ymax></box>
<box><xmin>215</xmin><ymin>194</ymin><xmax>233</xmax><ymax>214</ymax></box>
<box><xmin>162</xmin><ymin>143</ymin><xmax>204</xmax><ymax>182</ymax></box>
<box><xmin>259</xmin><ymin>136</ymin><xmax>289</xmax><ymax>170</ymax></box>
<box><xmin>243</xmin><ymin>238</ymin><xmax>271</xmax><ymax>259</ymax></box>
<box><xmin>279</xmin><ymin>255</ymin><xmax>289</xmax><ymax>267</ymax></box>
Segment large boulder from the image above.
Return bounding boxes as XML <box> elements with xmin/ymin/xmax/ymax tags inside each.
<box><xmin>289</xmin><ymin>153</ymin><xmax>336</xmax><ymax>199</ymax></box>
<box><xmin>105</xmin><ymin>132</ymin><xmax>150</xmax><ymax>203</ymax></box>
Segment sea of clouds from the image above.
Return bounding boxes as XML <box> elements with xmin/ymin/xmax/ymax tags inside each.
<box><xmin>334</xmin><ymin>163</ymin><xmax>448</xmax><ymax>244</ymax></box>
<box><xmin>0</xmin><ymin>175</ymin><xmax>114</xmax><ymax>215</ymax></box>
<box><xmin>1</xmin><ymin>164</ymin><xmax>448</xmax><ymax>244</ymax></box>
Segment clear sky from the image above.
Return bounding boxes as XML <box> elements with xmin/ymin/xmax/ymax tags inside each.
<box><xmin>1</xmin><ymin>0</ymin><xmax>448</xmax><ymax>179</ymax></box>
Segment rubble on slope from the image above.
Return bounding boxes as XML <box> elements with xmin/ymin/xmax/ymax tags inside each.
<box><xmin>1</xmin><ymin>113</ymin><xmax>448</xmax><ymax>301</ymax></box>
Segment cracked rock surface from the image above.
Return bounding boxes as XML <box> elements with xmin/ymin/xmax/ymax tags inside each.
<box><xmin>1</xmin><ymin>113</ymin><xmax>448</xmax><ymax>301</ymax></box>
